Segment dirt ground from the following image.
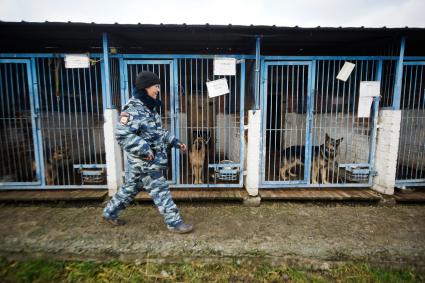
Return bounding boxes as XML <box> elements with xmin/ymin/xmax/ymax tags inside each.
<box><xmin>0</xmin><ymin>201</ymin><xmax>424</xmax><ymax>270</ymax></box>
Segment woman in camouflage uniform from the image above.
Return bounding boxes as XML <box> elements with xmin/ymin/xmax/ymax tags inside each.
<box><xmin>103</xmin><ymin>71</ymin><xmax>193</xmax><ymax>234</ymax></box>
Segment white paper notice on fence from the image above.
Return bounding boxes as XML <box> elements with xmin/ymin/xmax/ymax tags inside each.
<box><xmin>206</xmin><ymin>78</ymin><xmax>230</xmax><ymax>98</ymax></box>
<box><xmin>357</xmin><ymin>81</ymin><xmax>381</xmax><ymax>118</ymax></box>
<box><xmin>65</xmin><ymin>54</ymin><xmax>90</xmax><ymax>68</ymax></box>
<box><xmin>336</xmin><ymin>62</ymin><xmax>355</xmax><ymax>81</ymax></box>
<box><xmin>357</xmin><ymin>97</ymin><xmax>374</xmax><ymax>118</ymax></box>
<box><xmin>214</xmin><ymin>58</ymin><xmax>236</xmax><ymax>76</ymax></box>
<box><xmin>360</xmin><ymin>81</ymin><xmax>381</xmax><ymax>98</ymax></box>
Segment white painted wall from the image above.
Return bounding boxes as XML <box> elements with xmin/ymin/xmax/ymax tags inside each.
<box><xmin>104</xmin><ymin>109</ymin><xmax>123</xmax><ymax>196</ymax></box>
<box><xmin>373</xmin><ymin>110</ymin><xmax>401</xmax><ymax>195</ymax></box>
<box><xmin>245</xmin><ymin>110</ymin><xmax>261</xmax><ymax>196</ymax></box>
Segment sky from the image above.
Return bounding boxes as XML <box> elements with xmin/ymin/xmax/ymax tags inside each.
<box><xmin>1</xmin><ymin>0</ymin><xmax>424</xmax><ymax>27</ymax></box>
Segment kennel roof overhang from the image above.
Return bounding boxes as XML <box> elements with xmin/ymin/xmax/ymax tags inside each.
<box><xmin>0</xmin><ymin>21</ymin><xmax>424</xmax><ymax>55</ymax></box>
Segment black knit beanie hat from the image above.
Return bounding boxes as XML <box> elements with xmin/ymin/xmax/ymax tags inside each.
<box><xmin>135</xmin><ymin>71</ymin><xmax>161</xmax><ymax>90</ymax></box>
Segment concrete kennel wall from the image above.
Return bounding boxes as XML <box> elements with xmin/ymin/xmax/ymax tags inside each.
<box><xmin>373</xmin><ymin>109</ymin><xmax>402</xmax><ymax>195</ymax></box>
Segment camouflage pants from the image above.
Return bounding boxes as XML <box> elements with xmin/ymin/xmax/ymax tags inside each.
<box><xmin>103</xmin><ymin>159</ymin><xmax>182</xmax><ymax>228</ymax></box>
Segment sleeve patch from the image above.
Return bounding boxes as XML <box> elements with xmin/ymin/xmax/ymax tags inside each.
<box><xmin>119</xmin><ymin>112</ymin><xmax>131</xmax><ymax>125</ymax></box>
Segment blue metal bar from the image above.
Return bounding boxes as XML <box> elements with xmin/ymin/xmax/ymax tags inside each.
<box><xmin>263</xmin><ymin>56</ymin><xmax>407</xmax><ymax>61</ymax></box>
<box><xmin>4</xmin><ymin>64</ymin><xmax>15</xmax><ymax>179</ymax></box>
<box><xmin>313</xmin><ymin>60</ymin><xmax>324</xmax><ymax>184</ymax></box>
<box><xmin>273</xmin><ymin>64</ymin><xmax>279</xmax><ymax>179</ymax></box>
<box><xmin>184</xmin><ymin>59</ymin><xmax>189</xmax><ymax>184</ymax></box>
<box><xmin>368</xmin><ymin>60</ymin><xmax>383</xmax><ymax>184</ymax></box>
<box><xmin>27</xmin><ymin>58</ymin><xmax>45</xmax><ymax>184</ymax></box>
<box><xmin>239</xmin><ymin>60</ymin><xmax>246</xmax><ymax>186</ymax></box>
<box><xmin>277</xmin><ymin>65</ymin><xmax>285</xmax><ymax>181</ymax></box>
<box><xmin>304</xmin><ymin>61</ymin><xmax>315</xmax><ymax>184</ymax></box>
<box><xmin>4</xmin><ymin>53</ymin><xmax>425</xmax><ymax>61</ymax></box>
<box><xmin>259</xmin><ymin>58</ymin><xmax>267</xmax><ymax>184</ymax></box>
<box><xmin>1</xmin><ymin>185</ymin><xmax>108</xmax><ymax>189</ymax></box>
<box><xmin>265</xmin><ymin>61</ymin><xmax>312</xmax><ymax>66</ymax></box>
<box><xmin>119</xmin><ymin>58</ymin><xmax>128</xmax><ymax>106</ymax></box>
<box><xmin>254</xmin><ymin>36</ymin><xmax>261</xmax><ymax>109</ymax></box>
<box><xmin>0</xmin><ymin>59</ymin><xmax>32</xmax><ymax>64</ymax></box>
<box><xmin>125</xmin><ymin>59</ymin><xmax>173</xmax><ymax>65</ymax></box>
<box><xmin>102</xmin><ymin>33</ymin><xmax>112</xmax><ymax>109</ymax></box>
<box><xmin>168</xmin><ymin>60</ymin><xmax>177</xmax><ymax>184</ymax></box>
<box><xmin>399</xmin><ymin>64</ymin><xmax>410</xmax><ymax>179</ymax></box>
<box><xmin>260</xmin><ymin>182</ymin><xmax>371</xmax><ymax>188</ymax></box>
<box><xmin>395</xmin><ymin>179</ymin><xmax>425</xmax><ymax>187</ymax></box>
<box><xmin>172</xmin><ymin>59</ymin><xmax>180</xmax><ymax>184</ymax></box>
<box><xmin>169</xmin><ymin>184</ymin><xmax>243</xmax><ymax>189</ymax></box>
<box><xmin>392</xmin><ymin>37</ymin><xmax>406</xmax><ymax>110</ymax></box>
<box><xmin>266</xmin><ymin>65</ymin><xmax>273</xmax><ymax>180</ymax></box>
<box><xmin>396</xmin><ymin>178</ymin><xmax>425</xmax><ymax>184</ymax></box>
<box><xmin>121</xmin><ymin>54</ymin><xmax>255</xmax><ymax>60</ymax></box>
<box><xmin>0</xmin><ymin>54</ymin><xmax>105</xmax><ymax>58</ymax></box>
<box><xmin>403</xmin><ymin>62</ymin><xmax>425</xmax><ymax>66</ymax></box>
<box><xmin>13</xmin><ymin>64</ymin><xmax>26</xmax><ymax>179</ymax></box>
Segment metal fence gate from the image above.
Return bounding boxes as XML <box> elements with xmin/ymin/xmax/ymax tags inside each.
<box><xmin>174</xmin><ymin>57</ymin><xmax>245</xmax><ymax>188</ymax></box>
<box><xmin>0</xmin><ymin>59</ymin><xmax>41</xmax><ymax>186</ymax></box>
<box><xmin>395</xmin><ymin>61</ymin><xmax>425</xmax><ymax>187</ymax></box>
<box><xmin>260</xmin><ymin>58</ymin><xmax>381</xmax><ymax>188</ymax></box>
<box><xmin>119</xmin><ymin>56</ymin><xmax>246</xmax><ymax>188</ymax></box>
<box><xmin>120</xmin><ymin>59</ymin><xmax>177</xmax><ymax>183</ymax></box>
<box><xmin>33</xmin><ymin>56</ymin><xmax>107</xmax><ymax>187</ymax></box>
<box><xmin>0</xmin><ymin>55</ymin><xmax>107</xmax><ymax>189</ymax></box>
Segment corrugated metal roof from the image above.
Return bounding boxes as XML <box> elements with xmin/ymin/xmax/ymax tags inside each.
<box><xmin>0</xmin><ymin>21</ymin><xmax>424</xmax><ymax>55</ymax></box>
<box><xmin>1</xmin><ymin>20</ymin><xmax>422</xmax><ymax>30</ymax></box>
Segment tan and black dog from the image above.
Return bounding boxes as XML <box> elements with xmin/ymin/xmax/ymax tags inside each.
<box><xmin>33</xmin><ymin>146</ymin><xmax>69</xmax><ymax>185</ymax></box>
<box><xmin>280</xmin><ymin>134</ymin><xmax>344</xmax><ymax>184</ymax></box>
<box><xmin>189</xmin><ymin>137</ymin><xmax>207</xmax><ymax>184</ymax></box>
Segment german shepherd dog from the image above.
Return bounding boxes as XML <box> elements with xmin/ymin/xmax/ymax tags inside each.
<box><xmin>280</xmin><ymin>134</ymin><xmax>344</xmax><ymax>184</ymax></box>
<box><xmin>33</xmin><ymin>146</ymin><xmax>69</xmax><ymax>185</ymax></box>
<box><xmin>189</xmin><ymin>137</ymin><xmax>207</xmax><ymax>184</ymax></box>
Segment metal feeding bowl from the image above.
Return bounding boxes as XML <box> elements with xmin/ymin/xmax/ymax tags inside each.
<box><xmin>214</xmin><ymin>160</ymin><xmax>239</xmax><ymax>181</ymax></box>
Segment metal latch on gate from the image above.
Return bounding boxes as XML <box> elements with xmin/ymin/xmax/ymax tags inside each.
<box><xmin>370</xmin><ymin>170</ymin><xmax>378</xmax><ymax>177</ymax></box>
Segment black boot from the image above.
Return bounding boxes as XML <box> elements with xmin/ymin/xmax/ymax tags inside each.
<box><xmin>103</xmin><ymin>216</ymin><xmax>126</xmax><ymax>226</ymax></box>
<box><xmin>168</xmin><ymin>222</ymin><xmax>193</xmax><ymax>234</ymax></box>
